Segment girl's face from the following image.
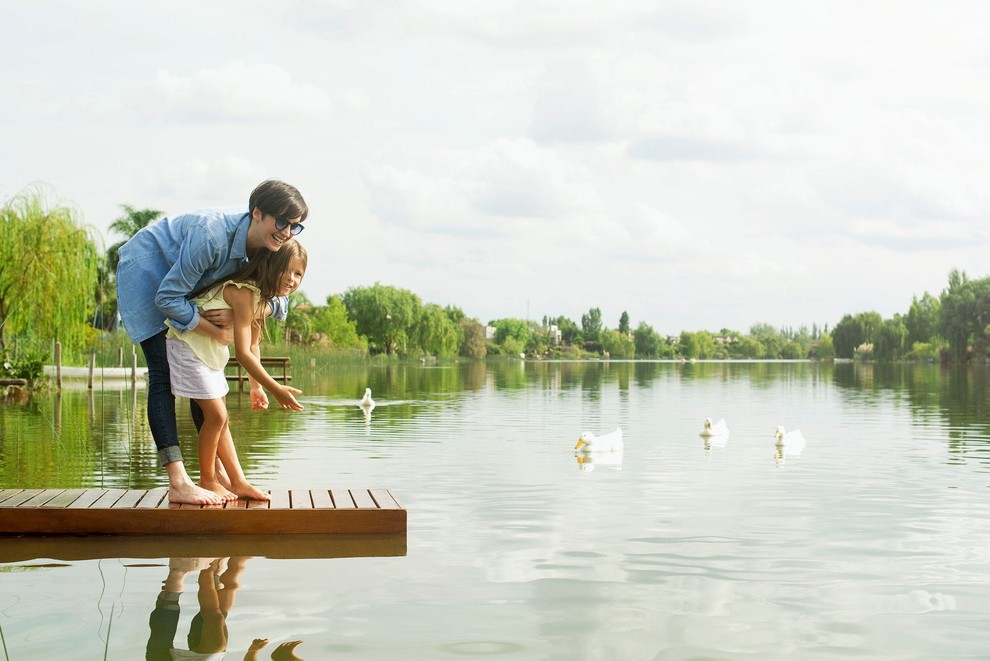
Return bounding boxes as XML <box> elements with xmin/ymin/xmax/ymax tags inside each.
<box><xmin>279</xmin><ymin>256</ymin><xmax>306</xmax><ymax>296</ymax></box>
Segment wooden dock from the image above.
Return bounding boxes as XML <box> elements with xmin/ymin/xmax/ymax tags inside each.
<box><xmin>226</xmin><ymin>356</ymin><xmax>291</xmax><ymax>390</ymax></box>
<box><xmin>0</xmin><ymin>487</ymin><xmax>405</xmax><ymax>536</ymax></box>
<box><xmin>0</xmin><ymin>533</ymin><xmax>406</xmax><ymax>562</ymax></box>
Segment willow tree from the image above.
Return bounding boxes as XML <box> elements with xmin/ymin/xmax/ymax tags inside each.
<box><xmin>0</xmin><ymin>186</ymin><xmax>99</xmax><ymax>354</ymax></box>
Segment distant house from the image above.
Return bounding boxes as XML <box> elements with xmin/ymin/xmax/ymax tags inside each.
<box><xmin>485</xmin><ymin>325</ymin><xmax>496</xmax><ymax>340</ymax></box>
<box><xmin>549</xmin><ymin>324</ymin><xmax>562</xmax><ymax>345</ymax></box>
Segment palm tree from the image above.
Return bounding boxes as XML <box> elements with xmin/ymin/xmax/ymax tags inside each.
<box><xmin>106</xmin><ymin>204</ymin><xmax>163</xmax><ymax>272</ymax></box>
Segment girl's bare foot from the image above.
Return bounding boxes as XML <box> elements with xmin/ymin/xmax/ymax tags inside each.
<box><xmin>200</xmin><ymin>479</ymin><xmax>238</xmax><ymax>501</ymax></box>
<box><xmin>168</xmin><ymin>482</ymin><xmax>225</xmax><ymax>505</ymax></box>
<box><xmin>229</xmin><ymin>480</ymin><xmax>271</xmax><ymax>501</ymax></box>
<box><xmin>215</xmin><ymin>457</ymin><xmax>233</xmax><ymax>490</ymax></box>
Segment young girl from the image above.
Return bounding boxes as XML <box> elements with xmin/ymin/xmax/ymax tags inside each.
<box><xmin>165</xmin><ymin>239</ymin><xmax>308</xmax><ymax>501</ymax></box>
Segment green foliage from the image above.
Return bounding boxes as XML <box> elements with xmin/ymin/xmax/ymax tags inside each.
<box><xmin>1</xmin><ymin>352</ymin><xmax>45</xmax><ymax>382</ymax></box>
<box><xmin>458</xmin><ymin>318</ymin><xmax>487</xmax><ymax>359</ymax></box>
<box><xmin>832</xmin><ymin>311</ymin><xmax>883</xmax><ymax>359</ymax></box>
<box><xmin>632</xmin><ymin>321</ymin><xmax>662</xmax><ymax>357</ymax></box>
<box><xmin>549</xmin><ymin>316</ymin><xmax>582</xmax><ymax>345</ymax></box>
<box><xmin>0</xmin><ymin>185</ymin><xmax>99</xmax><ymax>355</ymax></box>
<box><xmin>810</xmin><ymin>333</ymin><xmax>835</xmax><ymax>361</ymax></box>
<box><xmin>600</xmin><ymin>329</ymin><xmax>635</xmax><ymax>358</ymax></box>
<box><xmin>938</xmin><ymin>269</ymin><xmax>990</xmax><ymax>361</ymax></box>
<box><xmin>902</xmin><ymin>341</ymin><xmax>939</xmax><ymax>361</ymax></box>
<box><xmin>581</xmin><ymin>307</ymin><xmax>602</xmax><ymax>343</ymax></box>
<box><xmin>618</xmin><ymin>311</ymin><xmax>630</xmax><ymax>335</ymax></box>
<box><xmin>905</xmin><ymin>292</ymin><xmax>940</xmax><ymax>346</ymax></box>
<box><xmin>874</xmin><ymin>316</ymin><xmax>908</xmax><ymax>362</ymax></box>
<box><xmin>342</xmin><ymin>282</ymin><xmax>422</xmax><ymax>355</ymax></box>
<box><xmin>490</xmin><ymin>318</ymin><xmax>531</xmax><ymax>346</ymax></box>
<box><xmin>679</xmin><ymin>330</ymin><xmax>717</xmax><ymax>359</ymax></box>
<box><xmin>415</xmin><ymin>303</ymin><xmax>461</xmax><ymax>357</ymax></box>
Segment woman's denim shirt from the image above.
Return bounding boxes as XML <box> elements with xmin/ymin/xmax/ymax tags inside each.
<box><xmin>116</xmin><ymin>208</ymin><xmax>286</xmax><ymax>344</ymax></box>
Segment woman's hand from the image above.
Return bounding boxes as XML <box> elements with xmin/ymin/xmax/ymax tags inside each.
<box><xmin>201</xmin><ymin>308</ymin><xmax>234</xmax><ymax>329</ymax></box>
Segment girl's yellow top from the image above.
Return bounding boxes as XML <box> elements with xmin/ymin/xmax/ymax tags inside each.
<box><xmin>165</xmin><ymin>280</ymin><xmax>261</xmax><ymax>371</ymax></box>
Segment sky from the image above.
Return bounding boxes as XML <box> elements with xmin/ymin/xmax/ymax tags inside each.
<box><xmin>3</xmin><ymin>1</ymin><xmax>989</xmax><ymax>336</ymax></box>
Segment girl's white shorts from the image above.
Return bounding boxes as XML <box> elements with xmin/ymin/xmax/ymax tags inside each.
<box><xmin>165</xmin><ymin>338</ymin><xmax>229</xmax><ymax>400</ymax></box>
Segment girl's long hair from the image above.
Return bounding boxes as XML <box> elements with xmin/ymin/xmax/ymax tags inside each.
<box><xmin>237</xmin><ymin>238</ymin><xmax>307</xmax><ymax>301</ymax></box>
<box><xmin>196</xmin><ymin>239</ymin><xmax>308</xmax><ymax>320</ymax></box>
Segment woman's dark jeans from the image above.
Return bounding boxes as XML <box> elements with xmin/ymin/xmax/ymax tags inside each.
<box><xmin>141</xmin><ymin>331</ymin><xmax>184</xmax><ymax>466</ymax></box>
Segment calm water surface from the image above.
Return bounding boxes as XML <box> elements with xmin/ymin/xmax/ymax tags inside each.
<box><xmin>1</xmin><ymin>360</ymin><xmax>989</xmax><ymax>660</ymax></box>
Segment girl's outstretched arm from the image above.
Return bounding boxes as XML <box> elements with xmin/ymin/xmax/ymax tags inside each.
<box><xmin>247</xmin><ymin>320</ymin><xmax>269</xmax><ymax>410</ymax></box>
<box><xmin>225</xmin><ymin>285</ymin><xmax>303</xmax><ymax>410</ymax></box>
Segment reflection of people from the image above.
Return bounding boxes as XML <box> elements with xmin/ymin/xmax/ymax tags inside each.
<box><xmin>146</xmin><ymin>557</ymin><xmax>250</xmax><ymax>661</ymax></box>
<box><xmin>146</xmin><ymin>557</ymin><xmax>306</xmax><ymax>661</ymax></box>
<box><xmin>116</xmin><ymin>180</ymin><xmax>308</xmax><ymax>504</ymax></box>
<box><xmin>166</xmin><ymin>240</ymin><xmax>308</xmax><ymax>502</ymax></box>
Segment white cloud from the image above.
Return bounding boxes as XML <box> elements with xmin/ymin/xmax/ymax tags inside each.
<box><xmin>135</xmin><ymin>62</ymin><xmax>332</xmax><ymax>123</ymax></box>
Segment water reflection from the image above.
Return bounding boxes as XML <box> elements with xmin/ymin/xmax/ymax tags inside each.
<box><xmin>574</xmin><ymin>450</ymin><xmax>623</xmax><ymax>472</ymax></box>
<box><xmin>146</xmin><ymin>556</ymin><xmax>308</xmax><ymax>661</ymax></box>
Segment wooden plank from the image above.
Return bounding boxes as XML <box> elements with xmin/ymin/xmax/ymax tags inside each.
<box><xmin>351</xmin><ymin>489</ymin><xmax>378</xmax><ymax>509</ymax></box>
<box><xmin>370</xmin><ymin>489</ymin><xmax>402</xmax><ymax>510</ymax></box>
<box><xmin>0</xmin><ymin>490</ymin><xmax>43</xmax><ymax>508</ymax></box>
<box><xmin>112</xmin><ymin>490</ymin><xmax>146</xmax><ymax>509</ymax></box>
<box><xmin>41</xmin><ymin>489</ymin><xmax>87</xmax><ymax>508</ymax></box>
<box><xmin>18</xmin><ymin>490</ymin><xmax>64</xmax><ymax>508</ymax></box>
<box><xmin>331</xmin><ymin>489</ymin><xmax>356</xmax><ymax>509</ymax></box>
<box><xmin>246</xmin><ymin>494</ymin><xmax>270</xmax><ymax>509</ymax></box>
<box><xmin>269</xmin><ymin>490</ymin><xmax>290</xmax><ymax>510</ymax></box>
<box><xmin>311</xmin><ymin>489</ymin><xmax>334</xmax><ymax>509</ymax></box>
<box><xmin>89</xmin><ymin>489</ymin><xmax>128</xmax><ymax>509</ymax></box>
<box><xmin>290</xmin><ymin>490</ymin><xmax>313</xmax><ymax>509</ymax></box>
<box><xmin>135</xmin><ymin>488</ymin><xmax>168</xmax><ymax>509</ymax></box>
<box><xmin>68</xmin><ymin>489</ymin><xmax>108</xmax><ymax>509</ymax></box>
<box><xmin>0</xmin><ymin>490</ymin><xmax>24</xmax><ymax>505</ymax></box>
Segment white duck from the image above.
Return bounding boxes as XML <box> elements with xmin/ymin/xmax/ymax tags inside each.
<box><xmin>699</xmin><ymin>418</ymin><xmax>729</xmax><ymax>438</ymax></box>
<box><xmin>575</xmin><ymin>428</ymin><xmax>623</xmax><ymax>453</ymax></box>
<box><xmin>359</xmin><ymin>388</ymin><xmax>376</xmax><ymax>409</ymax></box>
<box><xmin>773</xmin><ymin>425</ymin><xmax>806</xmax><ymax>454</ymax></box>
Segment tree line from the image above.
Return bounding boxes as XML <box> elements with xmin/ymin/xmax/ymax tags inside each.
<box><xmin>0</xmin><ymin>187</ymin><xmax>987</xmax><ymax>376</ymax></box>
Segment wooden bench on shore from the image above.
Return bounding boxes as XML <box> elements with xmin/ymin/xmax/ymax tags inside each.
<box><xmin>225</xmin><ymin>356</ymin><xmax>291</xmax><ymax>391</ymax></box>
<box><xmin>0</xmin><ymin>487</ymin><xmax>405</xmax><ymax>536</ymax></box>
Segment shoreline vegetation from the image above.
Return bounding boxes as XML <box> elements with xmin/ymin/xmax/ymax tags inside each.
<box><xmin>2</xmin><ymin>188</ymin><xmax>988</xmax><ymax>390</ymax></box>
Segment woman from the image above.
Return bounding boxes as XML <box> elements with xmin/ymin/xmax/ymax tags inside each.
<box><xmin>116</xmin><ymin>179</ymin><xmax>308</xmax><ymax>504</ymax></box>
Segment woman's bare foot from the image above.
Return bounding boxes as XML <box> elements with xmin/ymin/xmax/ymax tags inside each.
<box><xmin>200</xmin><ymin>479</ymin><xmax>238</xmax><ymax>501</ymax></box>
<box><xmin>168</xmin><ymin>482</ymin><xmax>225</xmax><ymax>505</ymax></box>
<box><xmin>228</xmin><ymin>480</ymin><xmax>271</xmax><ymax>501</ymax></box>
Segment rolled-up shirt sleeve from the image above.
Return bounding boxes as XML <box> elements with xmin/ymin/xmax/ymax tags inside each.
<box><xmin>267</xmin><ymin>295</ymin><xmax>289</xmax><ymax>321</ymax></box>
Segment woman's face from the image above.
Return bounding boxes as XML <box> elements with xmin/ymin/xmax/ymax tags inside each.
<box><xmin>247</xmin><ymin>208</ymin><xmax>302</xmax><ymax>253</ymax></box>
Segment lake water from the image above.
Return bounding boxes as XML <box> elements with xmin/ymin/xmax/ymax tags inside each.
<box><xmin>1</xmin><ymin>360</ymin><xmax>989</xmax><ymax>660</ymax></box>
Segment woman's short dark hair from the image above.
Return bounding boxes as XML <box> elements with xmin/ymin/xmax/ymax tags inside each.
<box><xmin>249</xmin><ymin>180</ymin><xmax>309</xmax><ymax>222</ymax></box>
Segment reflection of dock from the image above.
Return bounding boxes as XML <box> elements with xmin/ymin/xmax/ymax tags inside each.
<box><xmin>0</xmin><ymin>532</ymin><xmax>406</xmax><ymax>562</ymax></box>
<box><xmin>0</xmin><ymin>487</ymin><xmax>406</xmax><ymax>536</ymax></box>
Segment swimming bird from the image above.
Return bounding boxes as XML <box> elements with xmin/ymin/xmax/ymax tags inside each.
<box><xmin>773</xmin><ymin>425</ymin><xmax>806</xmax><ymax>452</ymax></box>
<box><xmin>699</xmin><ymin>418</ymin><xmax>729</xmax><ymax>438</ymax></box>
<box><xmin>360</xmin><ymin>388</ymin><xmax>375</xmax><ymax>408</ymax></box>
<box><xmin>575</xmin><ymin>428</ymin><xmax>623</xmax><ymax>453</ymax></box>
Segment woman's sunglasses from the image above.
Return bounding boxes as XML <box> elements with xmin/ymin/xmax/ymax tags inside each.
<box><xmin>273</xmin><ymin>215</ymin><xmax>305</xmax><ymax>236</ymax></box>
